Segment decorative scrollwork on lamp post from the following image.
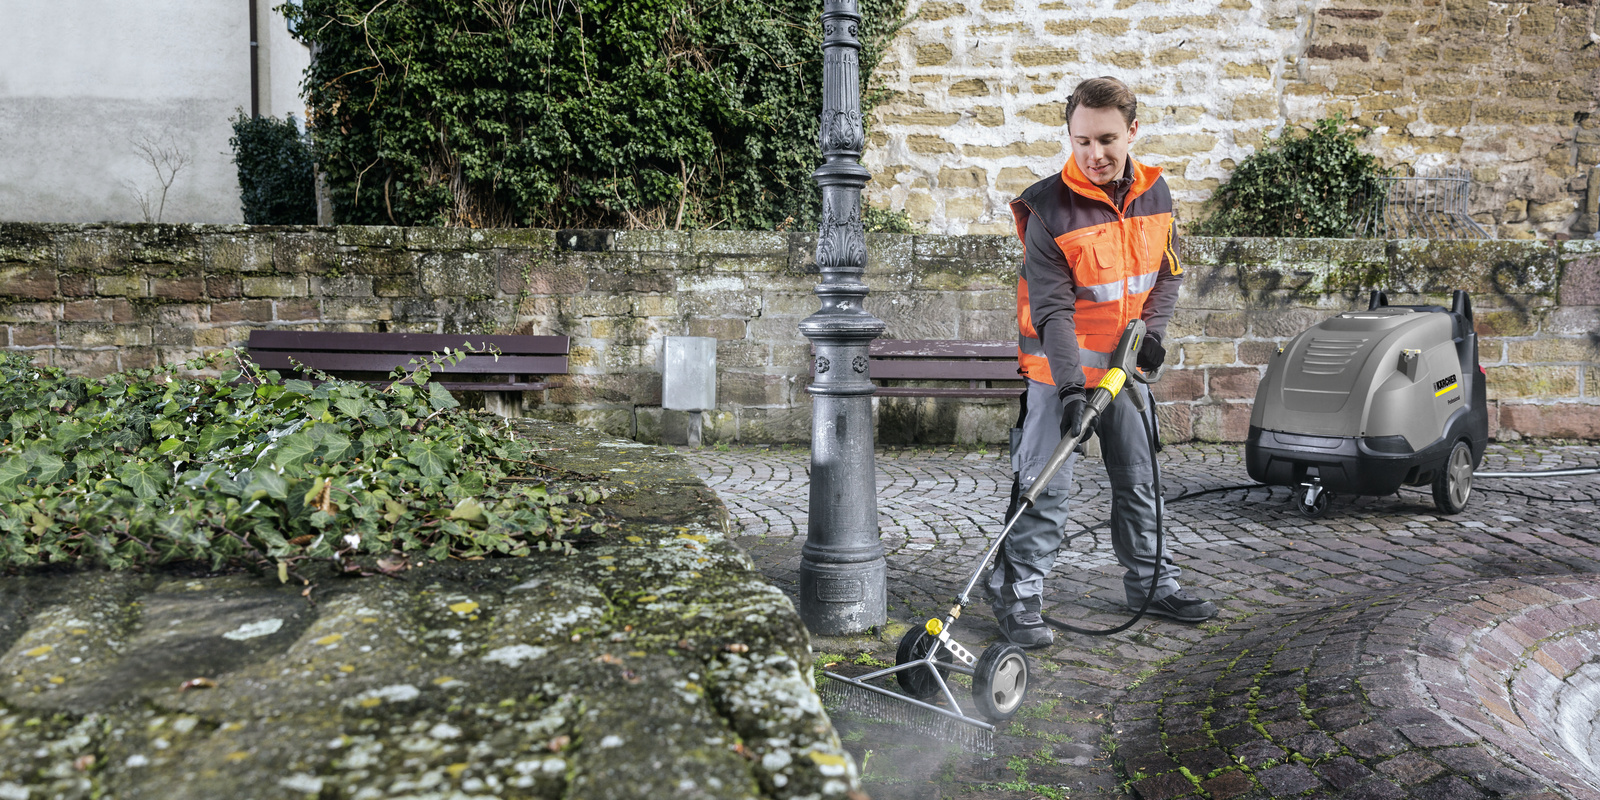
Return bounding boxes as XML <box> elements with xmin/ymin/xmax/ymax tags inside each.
<box><xmin>796</xmin><ymin>0</ymin><xmax>887</xmax><ymax>635</ymax></box>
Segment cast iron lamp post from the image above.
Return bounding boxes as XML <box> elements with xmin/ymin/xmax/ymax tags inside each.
<box><xmin>796</xmin><ymin>0</ymin><xmax>886</xmax><ymax>635</ymax></box>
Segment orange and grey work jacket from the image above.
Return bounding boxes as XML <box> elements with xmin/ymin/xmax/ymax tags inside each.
<box><xmin>1009</xmin><ymin>156</ymin><xmax>1182</xmax><ymax>390</ymax></box>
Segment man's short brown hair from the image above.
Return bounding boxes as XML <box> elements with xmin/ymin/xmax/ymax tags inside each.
<box><xmin>1065</xmin><ymin>76</ymin><xmax>1138</xmax><ymax>129</ymax></box>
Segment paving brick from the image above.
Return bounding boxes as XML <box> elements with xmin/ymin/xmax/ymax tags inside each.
<box><xmin>1132</xmin><ymin>771</ymin><xmax>1198</xmax><ymax>800</ymax></box>
<box><xmin>1257</xmin><ymin>763</ymin><xmax>1321</xmax><ymax>796</ymax></box>
<box><xmin>1318</xmin><ymin>756</ymin><xmax>1373</xmax><ymax>790</ymax></box>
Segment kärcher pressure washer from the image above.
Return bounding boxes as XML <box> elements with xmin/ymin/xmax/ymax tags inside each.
<box><xmin>1246</xmin><ymin>289</ymin><xmax>1489</xmax><ymax>517</ymax></box>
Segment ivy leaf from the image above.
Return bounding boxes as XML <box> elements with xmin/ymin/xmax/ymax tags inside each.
<box><xmin>245</xmin><ymin>469</ymin><xmax>288</xmax><ymax>501</ymax></box>
<box><xmin>313</xmin><ymin>429</ymin><xmax>354</xmax><ymax>463</ymax></box>
<box><xmin>272</xmin><ymin>433</ymin><xmax>316</xmax><ymax>470</ymax></box>
<box><xmin>427</xmin><ymin>382</ymin><xmax>459</xmax><ymax>411</ymax></box>
<box><xmin>196</xmin><ymin>424</ymin><xmax>241</xmax><ymax>452</ymax></box>
<box><xmin>29</xmin><ymin>451</ymin><xmax>67</xmax><ymax>485</ymax></box>
<box><xmin>117</xmin><ymin>461</ymin><xmax>168</xmax><ymax>500</ymax></box>
<box><xmin>448</xmin><ymin>497</ymin><xmax>485</xmax><ymax>524</ymax></box>
<box><xmin>150</xmin><ymin>417</ymin><xmax>183</xmax><ymax>439</ymax></box>
<box><xmin>0</xmin><ymin>457</ymin><xmax>28</xmax><ymax>491</ymax></box>
<box><xmin>404</xmin><ymin>439</ymin><xmax>454</xmax><ymax>479</ymax></box>
<box><xmin>334</xmin><ymin>394</ymin><xmax>369</xmax><ymax>420</ymax></box>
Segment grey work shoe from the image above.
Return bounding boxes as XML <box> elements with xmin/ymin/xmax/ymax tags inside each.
<box><xmin>999</xmin><ymin>611</ymin><xmax>1055</xmax><ymax>649</ymax></box>
<box><xmin>1138</xmin><ymin>588</ymin><xmax>1218</xmax><ymax>623</ymax></box>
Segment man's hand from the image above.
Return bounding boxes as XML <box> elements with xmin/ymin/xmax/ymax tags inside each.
<box><xmin>1057</xmin><ymin>387</ymin><xmax>1097</xmax><ymax>442</ymax></box>
<box><xmin>1137</xmin><ymin>333</ymin><xmax>1166</xmax><ymax>372</ymax></box>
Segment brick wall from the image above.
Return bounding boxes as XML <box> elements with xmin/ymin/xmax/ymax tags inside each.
<box><xmin>865</xmin><ymin>0</ymin><xmax>1600</xmax><ymax>238</ymax></box>
<box><xmin>2</xmin><ymin>223</ymin><xmax>1597</xmax><ymax>443</ymax></box>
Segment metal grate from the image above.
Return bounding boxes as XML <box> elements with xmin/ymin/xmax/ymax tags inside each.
<box><xmin>1357</xmin><ymin>167</ymin><xmax>1492</xmax><ymax>240</ymax></box>
<box><xmin>1301</xmin><ymin>337</ymin><xmax>1367</xmax><ymax>375</ymax></box>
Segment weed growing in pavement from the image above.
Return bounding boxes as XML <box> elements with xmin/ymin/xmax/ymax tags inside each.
<box><xmin>714</xmin><ymin>441</ymin><xmax>730</xmax><ymax>452</ymax></box>
<box><xmin>988</xmin><ymin>755</ymin><xmax>1069</xmax><ymax>800</ymax></box>
<box><xmin>852</xmin><ymin>652</ymin><xmax>893</xmax><ymax>669</ymax></box>
<box><xmin>813</xmin><ymin>652</ymin><xmax>847</xmax><ymax>685</ymax></box>
<box><xmin>1017</xmin><ymin>697</ymin><xmax>1061</xmax><ymax>720</ymax></box>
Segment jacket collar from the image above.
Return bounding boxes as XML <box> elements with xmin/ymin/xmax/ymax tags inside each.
<box><xmin>1061</xmin><ymin>156</ymin><xmax>1162</xmax><ymax>214</ymax></box>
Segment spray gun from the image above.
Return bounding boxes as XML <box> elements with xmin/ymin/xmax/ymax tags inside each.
<box><xmin>1018</xmin><ymin>319</ymin><xmax>1156</xmax><ymax>508</ymax></box>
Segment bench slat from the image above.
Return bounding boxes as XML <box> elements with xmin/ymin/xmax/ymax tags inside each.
<box><xmin>875</xmin><ymin>387</ymin><xmax>1019</xmax><ymax>398</ymax></box>
<box><xmin>250</xmin><ymin>352</ymin><xmax>568</xmax><ymax>375</ymax></box>
<box><xmin>870</xmin><ymin>340</ymin><xmax>1015</xmax><ymax>358</ymax></box>
<box><xmin>870</xmin><ymin>359</ymin><xmax>1020</xmax><ymax>381</ymax></box>
<box><xmin>248</xmin><ymin>330</ymin><xmax>570</xmax><ymax>356</ymax></box>
<box><xmin>815</xmin><ymin>340</ymin><xmax>1015</xmax><ymax>359</ymax></box>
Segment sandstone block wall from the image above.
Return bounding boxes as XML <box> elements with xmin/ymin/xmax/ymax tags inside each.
<box><xmin>865</xmin><ymin>0</ymin><xmax>1600</xmax><ymax>239</ymax></box>
<box><xmin>1</xmin><ymin>223</ymin><xmax>1596</xmax><ymax>443</ymax></box>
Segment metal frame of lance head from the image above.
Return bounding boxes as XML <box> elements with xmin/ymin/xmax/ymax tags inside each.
<box><xmin>797</xmin><ymin>0</ymin><xmax>888</xmax><ymax>636</ymax></box>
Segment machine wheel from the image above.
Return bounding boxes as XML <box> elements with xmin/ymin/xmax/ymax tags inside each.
<box><xmin>895</xmin><ymin>627</ymin><xmax>951</xmax><ymax>700</ymax></box>
<box><xmin>1295</xmin><ymin>488</ymin><xmax>1333</xmax><ymax>518</ymax></box>
<box><xmin>1432</xmin><ymin>440</ymin><xmax>1473</xmax><ymax>514</ymax></box>
<box><xmin>972</xmin><ymin>643</ymin><xmax>1030</xmax><ymax>721</ymax></box>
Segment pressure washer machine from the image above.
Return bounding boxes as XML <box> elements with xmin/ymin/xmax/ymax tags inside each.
<box><xmin>1246</xmin><ymin>290</ymin><xmax>1488</xmax><ymax>517</ymax></box>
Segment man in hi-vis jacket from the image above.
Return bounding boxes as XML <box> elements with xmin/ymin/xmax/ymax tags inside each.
<box><xmin>990</xmin><ymin>76</ymin><xmax>1218</xmax><ymax>649</ymax></box>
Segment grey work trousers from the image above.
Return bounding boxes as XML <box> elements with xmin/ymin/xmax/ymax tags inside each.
<box><xmin>987</xmin><ymin>377</ymin><xmax>1179</xmax><ymax>620</ymax></box>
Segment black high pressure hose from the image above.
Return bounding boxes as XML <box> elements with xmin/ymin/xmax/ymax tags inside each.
<box><xmin>1039</xmin><ymin>442</ymin><xmax>1598</xmax><ymax>638</ymax></box>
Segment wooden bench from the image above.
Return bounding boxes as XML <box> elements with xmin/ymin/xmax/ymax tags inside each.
<box><xmin>864</xmin><ymin>339</ymin><xmax>1022</xmax><ymax>399</ymax></box>
<box><xmin>246</xmin><ymin>330</ymin><xmax>569</xmax><ymax>417</ymax></box>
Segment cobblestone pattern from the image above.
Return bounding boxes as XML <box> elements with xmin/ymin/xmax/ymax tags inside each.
<box><xmin>689</xmin><ymin>441</ymin><xmax>1600</xmax><ymax>799</ymax></box>
<box><xmin>2</xmin><ymin>224</ymin><xmax>1596</xmax><ymax>443</ymax></box>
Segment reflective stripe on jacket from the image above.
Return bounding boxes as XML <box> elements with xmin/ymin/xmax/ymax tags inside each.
<box><xmin>1011</xmin><ymin>156</ymin><xmax>1180</xmax><ymax>387</ymax></box>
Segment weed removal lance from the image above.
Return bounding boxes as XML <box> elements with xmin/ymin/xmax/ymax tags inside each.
<box><xmin>820</xmin><ymin>320</ymin><xmax>1165</xmax><ymax>753</ymax></box>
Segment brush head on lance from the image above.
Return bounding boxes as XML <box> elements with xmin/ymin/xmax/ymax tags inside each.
<box><xmin>818</xmin><ymin>677</ymin><xmax>996</xmax><ymax>754</ymax></box>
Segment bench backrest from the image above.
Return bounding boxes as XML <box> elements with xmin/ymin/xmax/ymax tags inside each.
<box><xmin>868</xmin><ymin>339</ymin><xmax>1019</xmax><ymax>382</ymax></box>
<box><xmin>246</xmin><ymin>330</ymin><xmax>570</xmax><ymax>377</ymax></box>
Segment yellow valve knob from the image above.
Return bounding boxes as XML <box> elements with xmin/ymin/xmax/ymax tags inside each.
<box><xmin>1097</xmin><ymin>367</ymin><xmax>1127</xmax><ymax>398</ymax></box>
<box><xmin>925</xmin><ymin>618</ymin><xmax>944</xmax><ymax>636</ymax></box>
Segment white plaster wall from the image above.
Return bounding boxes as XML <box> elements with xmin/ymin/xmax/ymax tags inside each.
<box><xmin>0</xmin><ymin>1</ymin><xmax>309</xmax><ymax>224</ymax></box>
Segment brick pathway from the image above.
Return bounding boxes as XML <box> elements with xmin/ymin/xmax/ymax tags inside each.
<box><xmin>687</xmin><ymin>441</ymin><xmax>1600</xmax><ymax>800</ymax></box>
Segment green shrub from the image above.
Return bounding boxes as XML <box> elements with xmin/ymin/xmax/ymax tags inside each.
<box><xmin>1193</xmin><ymin>116</ymin><xmax>1389</xmax><ymax>238</ymax></box>
<box><xmin>229</xmin><ymin>112</ymin><xmax>318</xmax><ymax>225</ymax></box>
<box><xmin>0</xmin><ymin>351</ymin><xmax>603</xmax><ymax>576</ymax></box>
<box><xmin>283</xmin><ymin>0</ymin><xmax>906</xmax><ymax>230</ymax></box>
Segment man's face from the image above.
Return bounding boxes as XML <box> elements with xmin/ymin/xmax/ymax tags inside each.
<box><xmin>1068</xmin><ymin>105</ymin><xmax>1138</xmax><ymax>187</ymax></box>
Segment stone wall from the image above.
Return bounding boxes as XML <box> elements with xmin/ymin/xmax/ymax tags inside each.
<box><xmin>865</xmin><ymin>0</ymin><xmax>1600</xmax><ymax>238</ymax></box>
<box><xmin>2</xmin><ymin>223</ymin><xmax>1597</xmax><ymax>443</ymax></box>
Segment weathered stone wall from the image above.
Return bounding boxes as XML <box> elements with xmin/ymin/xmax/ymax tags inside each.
<box><xmin>865</xmin><ymin>0</ymin><xmax>1600</xmax><ymax>238</ymax></box>
<box><xmin>2</xmin><ymin>223</ymin><xmax>1597</xmax><ymax>443</ymax></box>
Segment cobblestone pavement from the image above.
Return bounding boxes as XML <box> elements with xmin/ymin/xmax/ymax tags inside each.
<box><xmin>687</xmin><ymin>441</ymin><xmax>1600</xmax><ymax>800</ymax></box>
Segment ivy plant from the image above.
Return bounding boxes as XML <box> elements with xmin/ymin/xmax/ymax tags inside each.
<box><xmin>283</xmin><ymin>0</ymin><xmax>907</xmax><ymax>231</ymax></box>
<box><xmin>1194</xmin><ymin>116</ymin><xmax>1390</xmax><ymax>239</ymax></box>
<box><xmin>0</xmin><ymin>351</ymin><xmax>604</xmax><ymax>581</ymax></box>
